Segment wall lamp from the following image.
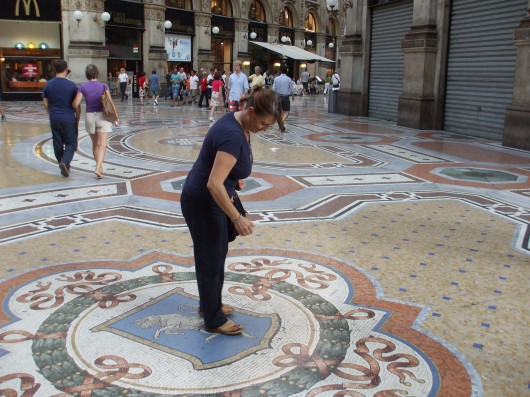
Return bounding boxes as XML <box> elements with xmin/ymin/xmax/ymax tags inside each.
<box><xmin>242</xmin><ymin>31</ymin><xmax>257</xmax><ymax>40</ymax></box>
<box><xmin>157</xmin><ymin>20</ymin><xmax>172</xmax><ymax>32</ymax></box>
<box><xmin>326</xmin><ymin>0</ymin><xmax>338</xmax><ymax>10</ymax></box>
<box><xmin>74</xmin><ymin>10</ymin><xmax>111</xmax><ymax>26</ymax></box>
<box><xmin>95</xmin><ymin>11</ymin><xmax>111</xmax><ymax>24</ymax></box>
<box><xmin>281</xmin><ymin>35</ymin><xmax>291</xmax><ymax>44</ymax></box>
<box><xmin>324</xmin><ymin>42</ymin><xmax>334</xmax><ymax>49</ymax></box>
<box><xmin>304</xmin><ymin>39</ymin><xmax>313</xmax><ymax>47</ymax></box>
<box><xmin>326</xmin><ymin>0</ymin><xmax>352</xmax><ymax>10</ymax></box>
<box><xmin>73</xmin><ymin>10</ymin><xmax>83</xmax><ymax>26</ymax></box>
<box><xmin>205</xmin><ymin>25</ymin><xmax>220</xmax><ymax>35</ymax></box>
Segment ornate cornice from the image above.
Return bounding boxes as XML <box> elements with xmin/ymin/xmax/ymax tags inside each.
<box><xmin>513</xmin><ymin>27</ymin><xmax>530</xmax><ymax>43</ymax></box>
<box><xmin>401</xmin><ymin>25</ymin><xmax>438</xmax><ymax>52</ymax></box>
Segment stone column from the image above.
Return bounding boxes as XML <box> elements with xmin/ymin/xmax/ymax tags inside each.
<box><xmin>236</xmin><ymin>18</ymin><xmax>251</xmax><ymax>63</ymax></box>
<box><xmin>397</xmin><ymin>0</ymin><xmax>439</xmax><ymax>130</ymax></box>
<box><xmin>64</xmin><ymin>0</ymin><xmax>109</xmax><ymax>84</ymax></box>
<box><xmin>503</xmin><ymin>2</ymin><xmax>530</xmax><ymax>150</ymax></box>
<box><xmin>317</xmin><ymin>32</ymin><xmax>328</xmax><ymax>79</ymax></box>
<box><xmin>196</xmin><ymin>12</ymin><xmax>215</xmax><ymax>70</ymax></box>
<box><xmin>144</xmin><ymin>1</ymin><xmax>169</xmax><ymax>77</ymax></box>
<box><xmin>335</xmin><ymin>0</ymin><xmax>368</xmax><ymax>115</ymax></box>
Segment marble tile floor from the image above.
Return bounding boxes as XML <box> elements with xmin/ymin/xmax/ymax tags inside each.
<box><xmin>0</xmin><ymin>96</ymin><xmax>528</xmax><ymax>397</ymax></box>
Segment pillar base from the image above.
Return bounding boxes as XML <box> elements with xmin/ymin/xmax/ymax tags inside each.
<box><xmin>503</xmin><ymin>104</ymin><xmax>530</xmax><ymax>150</ymax></box>
<box><xmin>335</xmin><ymin>91</ymin><xmax>368</xmax><ymax>116</ymax></box>
<box><xmin>398</xmin><ymin>95</ymin><xmax>435</xmax><ymax>130</ymax></box>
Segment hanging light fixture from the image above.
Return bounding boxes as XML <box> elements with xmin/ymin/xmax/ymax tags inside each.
<box><xmin>250</xmin><ymin>31</ymin><xmax>257</xmax><ymax>40</ymax></box>
<box><xmin>306</xmin><ymin>39</ymin><xmax>313</xmax><ymax>47</ymax></box>
<box><xmin>101</xmin><ymin>12</ymin><xmax>111</xmax><ymax>23</ymax></box>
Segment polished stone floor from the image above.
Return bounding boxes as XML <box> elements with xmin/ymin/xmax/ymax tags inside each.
<box><xmin>0</xmin><ymin>95</ymin><xmax>528</xmax><ymax>397</ymax></box>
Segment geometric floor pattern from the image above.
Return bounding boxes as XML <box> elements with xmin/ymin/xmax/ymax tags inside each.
<box><xmin>0</xmin><ymin>96</ymin><xmax>528</xmax><ymax>397</ymax></box>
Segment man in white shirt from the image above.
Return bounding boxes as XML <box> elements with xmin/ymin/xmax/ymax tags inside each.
<box><xmin>300</xmin><ymin>68</ymin><xmax>310</xmax><ymax>95</ymax></box>
<box><xmin>189</xmin><ymin>70</ymin><xmax>200</xmax><ymax>105</ymax></box>
<box><xmin>226</xmin><ymin>60</ymin><xmax>249</xmax><ymax>112</ymax></box>
<box><xmin>117</xmin><ymin>68</ymin><xmax>130</xmax><ymax>101</ymax></box>
<box><xmin>206</xmin><ymin>68</ymin><xmax>215</xmax><ymax>104</ymax></box>
<box><xmin>331</xmin><ymin>70</ymin><xmax>341</xmax><ymax>91</ymax></box>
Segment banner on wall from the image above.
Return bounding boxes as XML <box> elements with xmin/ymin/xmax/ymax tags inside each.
<box><xmin>165</xmin><ymin>35</ymin><xmax>191</xmax><ymax>62</ymax></box>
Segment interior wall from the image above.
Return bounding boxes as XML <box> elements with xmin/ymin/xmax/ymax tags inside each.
<box><xmin>0</xmin><ymin>21</ymin><xmax>61</xmax><ymax>49</ymax></box>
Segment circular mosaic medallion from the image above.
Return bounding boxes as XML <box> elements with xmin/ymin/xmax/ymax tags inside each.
<box><xmin>31</xmin><ymin>261</ymin><xmax>350</xmax><ymax>395</ymax></box>
<box><xmin>0</xmin><ymin>252</ymin><xmax>455</xmax><ymax>396</ymax></box>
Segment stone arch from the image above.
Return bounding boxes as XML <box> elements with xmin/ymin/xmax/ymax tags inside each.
<box><xmin>305</xmin><ymin>8</ymin><xmax>319</xmax><ymax>32</ymax></box>
<box><xmin>279</xmin><ymin>2</ymin><xmax>299</xmax><ymax>28</ymax></box>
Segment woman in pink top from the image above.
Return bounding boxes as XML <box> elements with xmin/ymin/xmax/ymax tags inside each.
<box><xmin>209</xmin><ymin>71</ymin><xmax>225</xmax><ymax>122</ymax></box>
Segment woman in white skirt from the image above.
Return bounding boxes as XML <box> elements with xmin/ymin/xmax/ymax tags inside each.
<box><xmin>209</xmin><ymin>71</ymin><xmax>225</xmax><ymax>122</ymax></box>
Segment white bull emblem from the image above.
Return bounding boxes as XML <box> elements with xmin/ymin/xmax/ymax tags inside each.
<box><xmin>135</xmin><ymin>309</ymin><xmax>254</xmax><ymax>343</ymax></box>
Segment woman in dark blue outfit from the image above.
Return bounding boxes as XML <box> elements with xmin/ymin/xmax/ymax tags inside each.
<box><xmin>180</xmin><ymin>87</ymin><xmax>280</xmax><ymax>335</ymax></box>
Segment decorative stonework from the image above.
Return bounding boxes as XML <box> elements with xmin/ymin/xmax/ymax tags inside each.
<box><xmin>67</xmin><ymin>48</ymin><xmax>109</xmax><ymax>57</ymax></box>
<box><xmin>513</xmin><ymin>27</ymin><xmax>530</xmax><ymax>42</ymax></box>
<box><xmin>402</xmin><ymin>38</ymin><xmax>438</xmax><ymax>50</ymax></box>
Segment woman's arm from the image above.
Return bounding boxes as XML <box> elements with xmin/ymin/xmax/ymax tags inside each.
<box><xmin>207</xmin><ymin>151</ymin><xmax>254</xmax><ymax>235</ymax></box>
<box><xmin>72</xmin><ymin>91</ymin><xmax>83</xmax><ymax>109</ymax></box>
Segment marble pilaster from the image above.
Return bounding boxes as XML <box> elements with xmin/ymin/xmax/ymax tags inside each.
<box><xmin>503</xmin><ymin>4</ymin><xmax>530</xmax><ymax>150</ymax></box>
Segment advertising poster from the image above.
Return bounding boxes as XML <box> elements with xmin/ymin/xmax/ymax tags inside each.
<box><xmin>165</xmin><ymin>35</ymin><xmax>191</xmax><ymax>62</ymax></box>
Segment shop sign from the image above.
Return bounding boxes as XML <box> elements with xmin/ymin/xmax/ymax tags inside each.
<box><xmin>22</xmin><ymin>63</ymin><xmax>39</xmax><ymax>78</ymax></box>
<box><xmin>1</xmin><ymin>0</ymin><xmax>61</xmax><ymax>21</ymax></box>
<box><xmin>104</xmin><ymin>0</ymin><xmax>144</xmax><ymax>29</ymax></box>
<box><xmin>165</xmin><ymin>35</ymin><xmax>191</xmax><ymax>62</ymax></box>
<box><xmin>165</xmin><ymin>8</ymin><xmax>194</xmax><ymax>34</ymax></box>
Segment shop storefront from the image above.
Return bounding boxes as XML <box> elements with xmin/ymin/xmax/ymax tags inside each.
<box><xmin>165</xmin><ymin>8</ymin><xmax>195</xmax><ymax>72</ymax></box>
<box><xmin>0</xmin><ymin>0</ymin><xmax>62</xmax><ymax>100</ymax></box>
<box><xmin>104</xmin><ymin>0</ymin><xmax>145</xmax><ymax>98</ymax></box>
<box><xmin>211</xmin><ymin>15</ymin><xmax>235</xmax><ymax>72</ymax></box>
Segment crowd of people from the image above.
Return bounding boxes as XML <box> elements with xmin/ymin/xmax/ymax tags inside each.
<box><xmin>31</xmin><ymin>59</ymin><xmax>340</xmax><ymax>182</ymax></box>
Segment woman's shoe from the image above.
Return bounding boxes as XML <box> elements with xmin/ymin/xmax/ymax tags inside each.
<box><xmin>206</xmin><ymin>320</ymin><xmax>243</xmax><ymax>336</ymax></box>
<box><xmin>95</xmin><ymin>169</ymin><xmax>104</xmax><ymax>179</ymax></box>
<box><xmin>198</xmin><ymin>304</ymin><xmax>234</xmax><ymax>317</ymax></box>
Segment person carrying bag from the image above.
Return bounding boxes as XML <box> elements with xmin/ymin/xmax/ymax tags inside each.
<box><xmin>332</xmin><ymin>71</ymin><xmax>341</xmax><ymax>91</ymax></box>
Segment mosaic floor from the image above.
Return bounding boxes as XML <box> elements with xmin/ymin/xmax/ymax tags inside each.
<box><xmin>0</xmin><ymin>95</ymin><xmax>528</xmax><ymax>397</ymax></box>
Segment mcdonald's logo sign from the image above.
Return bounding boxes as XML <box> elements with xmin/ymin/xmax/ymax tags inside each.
<box><xmin>2</xmin><ymin>0</ymin><xmax>60</xmax><ymax>21</ymax></box>
<box><xmin>15</xmin><ymin>0</ymin><xmax>40</xmax><ymax>17</ymax></box>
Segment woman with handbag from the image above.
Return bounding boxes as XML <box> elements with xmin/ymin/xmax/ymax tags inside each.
<box><xmin>180</xmin><ymin>86</ymin><xmax>280</xmax><ymax>336</ymax></box>
<box><xmin>73</xmin><ymin>64</ymin><xmax>119</xmax><ymax>179</ymax></box>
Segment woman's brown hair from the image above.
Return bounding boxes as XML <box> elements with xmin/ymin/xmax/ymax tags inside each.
<box><xmin>85</xmin><ymin>64</ymin><xmax>100</xmax><ymax>80</ymax></box>
<box><xmin>242</xmin><ymin>86</ymin><xmax>281</xmax><ymax>120</ymax></box>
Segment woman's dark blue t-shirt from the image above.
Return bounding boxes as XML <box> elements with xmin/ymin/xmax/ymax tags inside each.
<box><xmin>183</xmin><ymin>112</ymin><xmax>252</xmax><ymax>199</ymax></box>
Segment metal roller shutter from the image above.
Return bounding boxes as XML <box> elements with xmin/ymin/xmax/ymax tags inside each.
<box><xmin>444</xmin><ymin>0</ymin><xmax>527</xmax><ymax>140</ymax></box>
<box><xmin>368</xmin><ymin>1</ymin><xmax>413</xmax><ymax>121</ymax></box>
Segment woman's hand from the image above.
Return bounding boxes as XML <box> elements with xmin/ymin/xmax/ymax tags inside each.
<box><xmin>236</xmin><ymin>179</ymin><xmax>246</xmax><ymax>191</ymax></box>
<box><xmin>233</xmin><ymin>214</ymin><xmax>254</xmax><ymax>236</ymax></box>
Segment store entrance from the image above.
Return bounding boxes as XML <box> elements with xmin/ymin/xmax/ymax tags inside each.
<box><xmin>107</xmin><ymin>60</ymin><xmax>143</xmax><ymax>98</ymax></box>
